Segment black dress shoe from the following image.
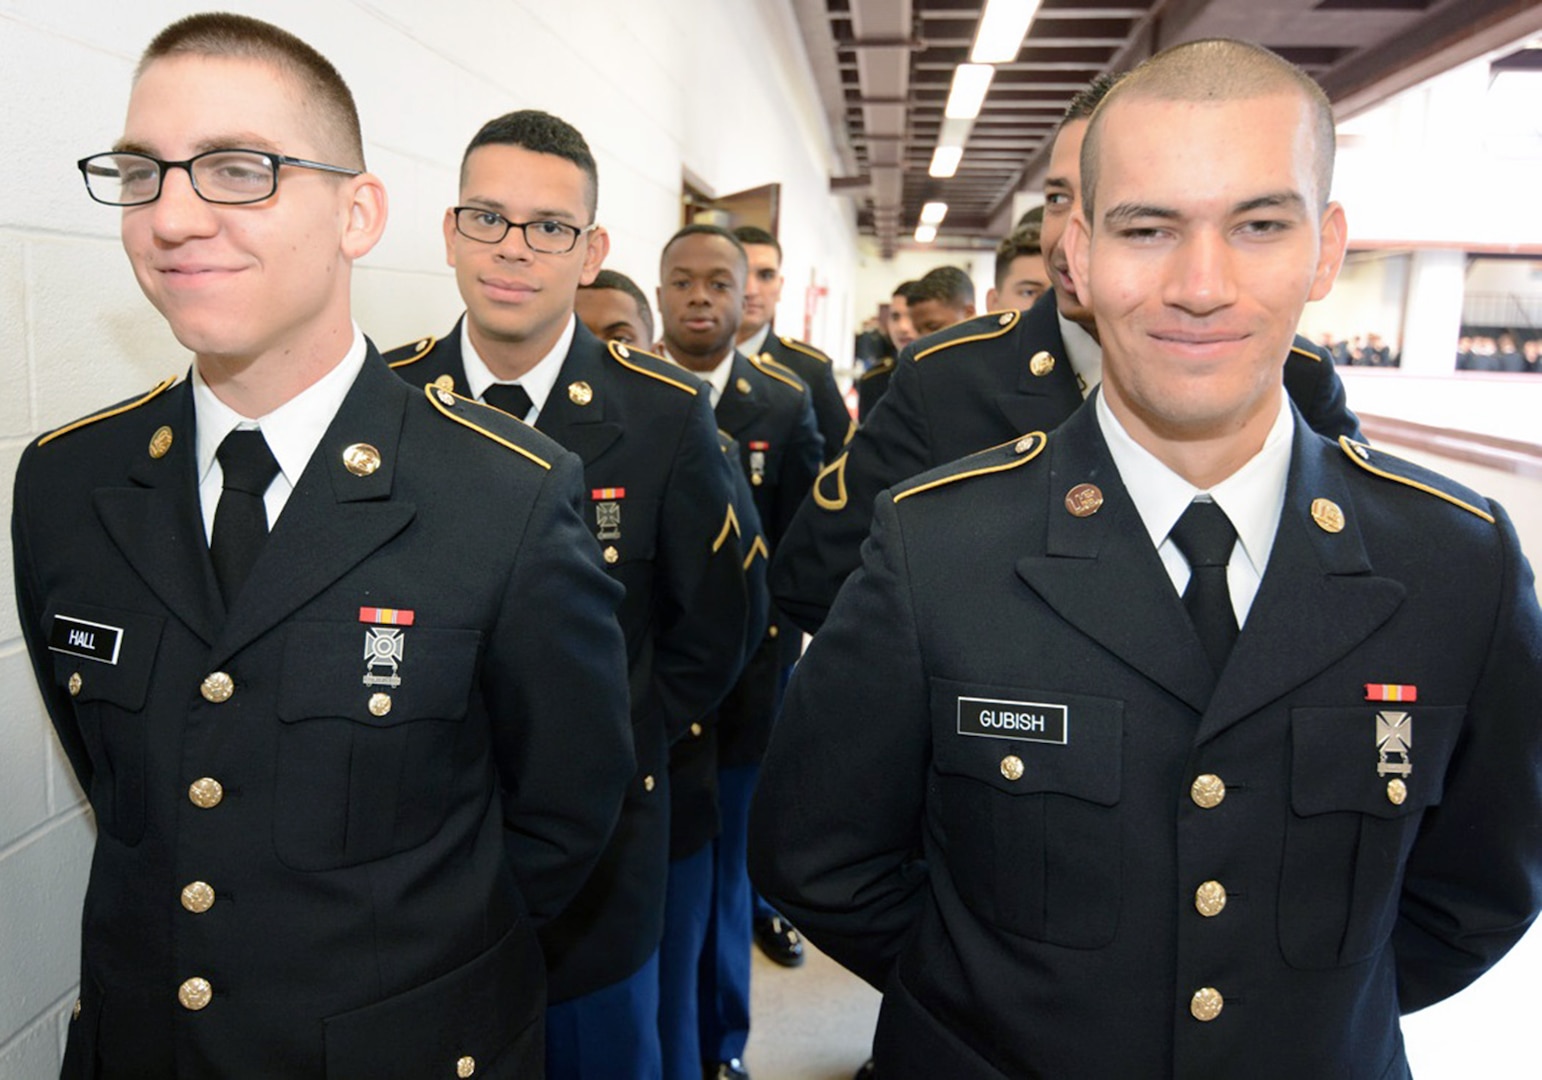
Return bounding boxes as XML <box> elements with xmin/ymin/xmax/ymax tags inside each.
<box><xmin>753</xmin><ymin>915</ymin><xmax>806</xmax><ymax>967</ymax></box>
<box><xmin>707</xmin><ymin>1059</ymin><xmax>750</xmax><ymax>1080</ymax></box>
<box><xmin>853</xmin><ymin>1059</ymin><xmax>876</xmax><ymax>1080</ymax></box>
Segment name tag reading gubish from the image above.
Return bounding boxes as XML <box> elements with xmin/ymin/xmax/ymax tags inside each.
<box><xmin>957</xmin><ymin>697</ymin><xmax>1068</xmax><ymax>744</ymax></box>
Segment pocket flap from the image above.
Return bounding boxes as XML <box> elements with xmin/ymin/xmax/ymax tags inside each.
<box><xmin>1290</xmin><ymin>706</ymin><xmax>1463</xmax><ymax>819</ymax></box>
<box><xmin>278</xmin><ymin>622</ymin><xmax>481</xmax><ymax>727</ymax></box>
<box><xmin>44</xmin><ymin>603</ymin><xmax>164</xmax><ymax>711</ymax></box>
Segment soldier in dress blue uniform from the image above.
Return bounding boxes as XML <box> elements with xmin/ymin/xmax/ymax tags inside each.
<box><xmin>732</xmin><ymin>225</ymin><xmax>853</xmax><ymax>461</ymax></box>
<box><xmin>854</xmin><ymin>268</ymin><xmax>975</xmax><ymax>422</ymax></box>
<box><xmin>773</xmin><ymin>71</ymin><xmax>1361</xmax><ymax>637</ymax></box>
<box><xmin>383</xmin><ymin>112</ymin><xmax>750</xmax><ymax>1080</ymax></box>
<box><xmin>750</xmin><ymin>39</ymin><xmax>1542</xmax><ymax>1080</ymax></box>
<box><xmin>653</xmin><ymin>225</ymin><xmax>823</xmax><ymax>1080</ymax></box>
<box><xmin>14</xmin><ymin>17</ymin><xmax>633</xmax><ymax>1078</ymax></box>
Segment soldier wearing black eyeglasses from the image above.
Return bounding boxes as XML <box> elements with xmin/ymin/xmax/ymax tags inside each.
<box><xmin>16</xmin><ymin>15</ymin><xmax>633</xmax><ymax>1077</ymax></box>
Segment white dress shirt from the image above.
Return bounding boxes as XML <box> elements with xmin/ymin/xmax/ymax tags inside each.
<box><xmin>1059</xmin><ymin>312</ymin><xmax>1103</xmax><ymax>400</ymax></box>
<box><xmin>660</xmin><ymin>343</ymin><xmax>735</xmax><ymax>406</ymax></box>
<box><xmin>739</xmin><ymin>323</ymin><xmax>772</xmax><ymax>359</ymax></box>
<box><xmin>459</xmin><ymin>314</ymin><xmax>575</xmax><ymax>423</ymax></box>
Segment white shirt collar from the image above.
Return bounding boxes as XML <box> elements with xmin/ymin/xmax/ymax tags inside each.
<box><xmin>659</xmin><ymin>342</ymin><xmax>736</xmax><ymax>406</ymax></box>
<box><xmin>459</xmin><ymin>314</ymin><xmax>576</xmax><ymax>421</ymax></box>
<box><xmin>193</xmin><ymin>323</ymin><xmax>368</xmax><ymax>490</ymax></box>
<box><xmin>739</xmin><ymin>323</ymin><xmax>772</xmax><ymax>359</ymax></box>
<box><xmin>1058</xmin><ymin>311</ymin><xmax>1102</xmax><ymax>399</ymax></box>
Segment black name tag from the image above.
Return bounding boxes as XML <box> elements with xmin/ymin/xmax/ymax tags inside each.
<box><xmin>48</xmin><ymin>615</ymin><xmax>124</xmax><ymax>665</ymax></box>
<box><xmin>957</xmin><ymin>697</ymin><xmax>1067</xmax><ymax>744</ymax></box>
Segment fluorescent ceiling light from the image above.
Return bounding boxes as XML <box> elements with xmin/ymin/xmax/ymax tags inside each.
<box><xmin>919</xmin><ymin>201</ymin><xmax>948</xmax><ymax>225</ymax></box>
<box><xmin>914</xmin><ymin>224</ymin><xmax>938</xmax><ymax>244</ymax></box>
<box><xmin>945</xmin><ymin>64</ymin><xmax>995</xmax><ymax>120</ymax></box>
<box><xmin>929</xmin><ymin>146</ymin><xmax>963</xmax><ymax>178</ymax></box>
<box><xmin>971</xmin><ymin>0</ymin><xmax>1040</xmax><ymax>64</ymax></box>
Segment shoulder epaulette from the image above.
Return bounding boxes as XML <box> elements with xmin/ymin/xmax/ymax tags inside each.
<box><xmin>1338</xmin><ymin>436</ymin><xmax>1494</xmax><ymax>523</ymax></box>
<box><xmin>750</xmin><ymin>353</ymin><xmax>806</xmax><ymax>393</ymax></box>
<box><xmin>778</xmin><ymin>336</ymin><xmax>831</xmax><ymax>364</ymax></box>
<box><xmin>386</xmin><ymin>336</ymin><xmax>437</xmax><ymax>369</ymax></box>
<box><xmin>913</xmin><ymin>310</ymin><xmax>1020</xmax><ymax>362</ymax></box>
<box><xmin>37</xmin><ymin>376</ymin><xmax>179</xmax><ymax>448</ymax></box>
<box><xmin>893</xmin><ymin>431</ymin><xmax>1046</xmax><ymax>504</ymax></box>
<box><xmin>1289</xmin><ymin>343</ymin><xmax>1322</xmax><ymax>363</ymax></box>
<box><xmin>607</xmin><ymin>341</ymin><xmax>701</xmax><ymax>395</ymax></box>
<box><xmin>423</xmin><ymin>383</ymin><xmax>552</xmax><ymax>470</ymax></box>
<box><xmin>856</xmin><ymin>358</ymin><xmax>895</xmax><ymax>382</ymax></box>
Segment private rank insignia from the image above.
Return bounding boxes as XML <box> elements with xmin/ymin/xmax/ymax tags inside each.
<box><xmin>359</xmin><ymin>607</ymin><xmax>414</xmax><ymax>689</ymax></box>
<box><xmin>593</xmin><ymin>488</ymin><xmax>625</xmax><ymax>541</ymax></box>
<box><xmin>748</xmin><ymin>441</ymin><xmax>769</xmax><ymax>487</ymax></box>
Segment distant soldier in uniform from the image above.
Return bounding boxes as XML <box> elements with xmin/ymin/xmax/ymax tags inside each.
<box><xmin>856</xmin><ymin>268</ymin><xmax>976</xmax><ymax>422</ymax></box>
<box><xmin>985</xmin><ymin>224</ymin><xmax>1048</xmax><ymax>312</ymax></box>
<box><xmin>854</xmin><ymin>280</ymin><xmax>917</xmax><ymax>422</ymax></box>
<box><xmin>15</xmin><ymin>16</ymin><xmax>633</xmax><ymax>1077</ymax></box>
<box><xmin>383</xmin><ymin>111</ymin><xmax>749</xmax><ymax>1080</ymax></box>
<box><xmin>733</xmin><ymin>225</ymin><xmax>852</xmax><ymax>460</ymax></box>
<box><xmin>751</xmin><ymin>38</ymin><xmax>1542</xmax><ymax>1079</ymax></box>
<box><xmin>577</xmin><ymin>268</ymin><xmax>657</xmax><ymax>349</ymax></box>
<box><xmin>654</xmin><ymin>224</ymin><xmax>823</xmax><ymax>1080</ymax></box>
<box><xmin>773</xmin><ymin>71</ymin><xmax>1361</xmax><ymax>635</ymax></box>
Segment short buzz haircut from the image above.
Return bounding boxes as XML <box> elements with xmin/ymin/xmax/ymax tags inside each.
<box><xmin>732</xmin><ymin>225</ymin><xmax>782</xmax><ymax>264</ymax></box>
<box><xmin>892</xmin><ymin>279</ymin><xmax>919</xmax><ymax>300</ymax></box>
<box><xmin>139</xmin><ymin>13</ymin><xmax>365</xmax><ymax>170</ymax></box>
<box><xmin>581</xmin><ymin>269</ymin><xmax>655</xmax><ymax>342</ymax></box>
<box><xmin>462</xmin><ymin>110</ymin><xmax>599</xmax><ymax>217</ymax></box>
<box><xmin>911</xmin><ymin>265</ymin><xmax>975</xmax><ymax>309</ymax></box>
<box><xmin>661</xmin><ymin>223</ymin><xmax>748</xmax><ymax>274</ymax></box>
<box><xmin>994</xmin><ymin>226</ymin><xmax>1043</xmax><ymax>290</ymax></box>
<box><xmin>1080</xmin><ymin>39</ymin><xmax>1336</xmax><ymax>221</ymax></box>
<box><xmin>1060</xmin><ymin>71</ymin><xmax>1124</xmax><ymax>132</ymax></box>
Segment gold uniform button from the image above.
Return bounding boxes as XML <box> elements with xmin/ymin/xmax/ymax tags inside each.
<box><xmin>998</xmin><ymin>312</ymin><xmax>1014</xmax><ymax>326</ymax></box>
<box><xmin>1000</xmin><ymin>755</ymin><xmax>1025</xmax><ymax>781</ymax></box>
<box><xmin>736</xmin><ymin>377</ymin><xmax>752</xmax><ymax>396</ymax></box>
<box><xmin>68</xmin><ymin>672</ymin><xmax>83</xmax><ymax>696</ymax></box>
<box><xmin>603</xmin><ymin>545</ymin><xmax>620</xmax><ymax>565</ymax></box>
<box><xmin>1386</xmin><ymin>778</ymin><xmax>1408</xmax><ymax>805</ymax></box>
<box><xmin>149</xmin><ymin>425</ymin><xmax>174</xmax><ymax>459</ymax></box>
<box><xmin>643</xmin><ymin>775</ymin><xmax>655</xmax><ymax>793</ymax></box>
<box><xmin>188</xmin><ymin>778</ymin><xmax>224</xmax><ymax>809</ymax></box>
<box><xmin>200</xmin><ymin>672</ymin><xmax>235</xmax><ymax>703</ymax></box>
<box><xmin>1029</xmin><ymin>350</ymin><xmax>1056</xmax><ymax>377</ymax></box>
<box><xmin>181</xmin><ymin>881</ymin><xmax>216</xmax><ymax>914</ymax></box>
<box><xmin>368</xmin><ymin>692</ymin><xmax>392</xmax><ymax>717</ymax></box>
<box><xmin>433</xmin><ymin>374</ymin><xmax>456</xmax><ymax>392</ymax></box>
<box><xmin>1190</xmin><ymin>987</ymin><xmax>1224</xmax><ymax>1022</ymax></box>
<box><xmin>750</xmin><ymin>474</ymin><xmax>763</xmax><ymax>487</ymax></box>
<box><xmin>342</xmin><ymin>442</ymin><xmax>381</xmax><ymax>477</ymax></box>
<box><xmin>768</xmin><ymin>625</ymin><xmax>780</xmax><ymax>639</ymax></box>
<box><xmin>178</xmin><ymin>977</ymin><xmax>213</xmax><ymax>1011</ymax></box>
<box><xmin>1194</xmin><ymin>880</ymin><xmax>1227</xmax><ymax>917</ymax></box>
<box><xmin>1191</xmin><ymin>774</ymin><xmax>1226</xmax><ymax>809</ymax></box>
<box><xmin>690</xmin><ymin>722</ymin><xmax>703</xmax><ymax>738</ymax></box>
<box><xmin>71</xmin><ymin>998</ymin><xmax>82</xmax><ymax>1021</ymax></box>
<box><xmin>457</xmin><ymin>1056</ymin><xmax>477</xmax><ymax>1078</ymax></box>
<box><xmin>615</xmin><ymin>344</ymin><xmax>631</xmax><ymax>359</ymax></box>
<box><xmin>436</xmin><ymin>388</ymin><xmax>457</xmax><ymax>406</ymax></box>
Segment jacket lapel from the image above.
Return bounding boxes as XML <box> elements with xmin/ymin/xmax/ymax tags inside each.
<box><xmin>209</xmin><ymin>348</ymin><xmax>417</xmax><ymax>664</ymax></box>
<box><xmin>1198</xmin><ymin>418</ymin><xmax>1405</xmax><ymax>742</ymax></box>
<box><xmin>714</xmin><ymin>351</ymin><xmax>768</xmax><ymax>438</ymax></box>
<box><xmin>93</xmin><ymin>380</ymin><xmax>222</xmax><ymax>647</ymax></box>
<box><xmin>534</xmin><ymin>323</ymin><xmax>622</xmax><ymax>465</ymax></box>
<box><xmin>1014</xmin><ymin>405</ymin><xmax>1216</xmax><ymax>713</ymax></box>
<box><xmin>994</xmin><ymin>295</ymin><xmax>1085</xmax><ymax>434</ymax></box>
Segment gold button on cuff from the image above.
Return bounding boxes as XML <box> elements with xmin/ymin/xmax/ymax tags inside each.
<box><xmin>368</xmin><ymin>692</ymin><xmax>392</xmax><ymax>717</ymax></box>
<box><xmin>1191</xmin><ymin>774</ymin><xmax>1226</xmax><ymax>809</ymax></box>
<box><xmin>200</xmin><ymin>672</ymin><xmax>235</xmax><ymax>703</ymax></box>
<box><xmin>1386</xmin><ymin>778</ymin><xmax>1408</xmax><ymax>806</ymax></box>
<box><xmin>178</xmin><ymin>977</ymin><xmax>213</xmax><ymax>1011</ymax></box>
<box><xmin>643</xmin><ymin>775</ymin><xmax>655</xmax><ymax>793</ymax></box>
<box><xmin>1190</xmin><ymin>987</ymin><xmax>1224</xmax><ymax>1022</ymax></box>
<box><xmin>690</xmin><ymin>722</ymin><xmax>703</xmax><ymax>738</ymax></box>
<box><xmin>1000</xmin><ymin>755</ymin><xmax>1025</xmax><ymax>781</ymax></box>
<box><xmin>68</xmin><ymin>672</ymin><xmax>83</xmax><ymax>696</ymax></box>
<box><xmin>457</xmin><ymin>1056</ymin><xmax>477</xmax><ymax>1078</ymax></box>
<box><xmin>188</xmin><ymin>778</ymin><xmax>224</xmax><ymax>809</ymax></box>
<box><xmin>181</xmin><ymin>881</ymin><xmax>216</xmax><ymax>914</ymax></box>
<box><xmin>149</xmin><ymin>425</ymin><xmax>174</xmax><ymax>459</ymax></box>
<box><xmin>1194</xmin><ymin>880</ymin><xmax>1228</xmax><ymax>917</ymax></box>
<box><xmin>71</xmin><ymin>998</ymin><xmax>82</xmax><ymax>1021</ymax></box>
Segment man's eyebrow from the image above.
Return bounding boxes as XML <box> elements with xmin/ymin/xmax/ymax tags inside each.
<box><xmin>1044</xmin><ymin>176</ymin><xmax>1073</xmax><ymax>191</ymax></box>
<box><xmin>1234</xmin><ymin>191</ymin><xmax>1307</xmax><ymax>215</ymax></box>
<box><xmin>112</xmin><ymin>134</ymin><xmax>282</xmax><ymax>156</ymax></box>
<box><xmin>1102</xmin><ymin>202</ymin><xmax>1181</xmax><ymax>228</ymax></box>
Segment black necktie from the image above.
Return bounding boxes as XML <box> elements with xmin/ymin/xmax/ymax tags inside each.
<box><xmin>483</xmin><ymin>382</ymin><xmax>534</xmax><ymax>420</ymax></box>
<box><xmin>1170</xmin><ymin>499</ymin><xmax>1239</xmax><ymax>674</ymax></box>
<box><xmin>211</xmin><ymin>429</ymin><xmax>280</xmax><ymax>607</ymax></box>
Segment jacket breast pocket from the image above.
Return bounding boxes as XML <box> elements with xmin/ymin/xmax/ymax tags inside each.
<box><xmin>1279</xmin><ymin>705</ymin><xmax>1463</xmax><ymax>969</ymax></box>
<box><xmin>929</xmin><ymin>678</ymin><xmax>1124</xmax><ymax>947</ymax></box>
<box><xmin>273</xmin><ymin>621</ymin><xmax>483</xmax><ymax>871</ymax></box>
<box><xmin>44</xmin><ymin>602</ymin><xmax>165</xmax><ymax>846</ymax></box>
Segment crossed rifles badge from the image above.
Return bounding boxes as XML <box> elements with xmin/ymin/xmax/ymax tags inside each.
<box><xmin>360</xmin><ymin>606</ymin><xmax>414</xmax><ymax>688</ymax></box>
<box><xmin>1366</xmin><ymin>683</ymin><xmax>1416</xmax><ymax>805</ymax></box>
<box><xmin>593</xmin><ymin>487</ymin><xmax>625</xmax><ymax>542</ymax></box>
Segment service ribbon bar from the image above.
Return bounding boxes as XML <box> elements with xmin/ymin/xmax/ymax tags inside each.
<box><xmin>1365</xmin><ymin>683</ymin><xmax>1417</xmax><ymax>702</ymax></box>
<box><xmin>591</xmin><ymin>487</ymin><xmax>626</xmax><ymax>500</ymax></box>
<box><xmin>359</xmin><ymin>606</ymin><xmax>416</xmax><ymax>626</ymax></box>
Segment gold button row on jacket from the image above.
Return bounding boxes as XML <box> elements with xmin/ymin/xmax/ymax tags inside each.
<box><xmin>178</xmin><ymin>977</ymin><xmax>213</xmax><ymax>1011</ymax></box>
<box><xmin>200</xmin><ymin>671</ymin><xmax>234</xmax><ymax>703</ymax></box>
<box><xmin>1194</xmin><ymin>880</ymin><xmax>1227</xmax><ymax>918</ymax></box>
<box><xmin>1190</xmin><ymin>774</ymin><xmax>1226</xmax><ymax>809</ymax></box>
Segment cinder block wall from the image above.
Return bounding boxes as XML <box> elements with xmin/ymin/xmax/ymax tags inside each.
<box><xmin>0</xmin><ymin>0</ymin><xmax>857</xmax><ymax>1070</ymax></box>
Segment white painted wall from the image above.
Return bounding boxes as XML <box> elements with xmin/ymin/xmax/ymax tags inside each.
<box><xmin>0</xmin><ymin>0</ymin><xmax>858</xmax><ymax>1071</ymax></box>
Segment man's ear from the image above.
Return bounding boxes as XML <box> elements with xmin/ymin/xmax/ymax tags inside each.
<box><xmin>442</xmin><ymin>207</ymin><xmax>459</xmax><ymax>269</ymax></box>
<box><xmin>1065</xmin><ymin>211</ymin><xmax>1093</xmax><ymax>310</ymax></box>
<box><xmin>340</xmin><ymin>172</ymin><xmax>388</xmax><ymax>261</ymax></box>
<box><xmin>578</xmin><ymin>225</ymin><xmax>611</xmax><ymax>286</ymax></box>
<box><xmin>1309</xmin><ymin>201</ymin><xmax>1348</xmax><ymax>302</ymax></box>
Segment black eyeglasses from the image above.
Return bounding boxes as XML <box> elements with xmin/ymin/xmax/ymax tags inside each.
<box><xmin>452</xmin><ymin>206</ymin><xmax>595</xmax><ymax>254</ymax></box>
<box><xmin>78</xmin><ymin>149</ymin><xmax>362</xmax><ymax>206</ymax></box>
